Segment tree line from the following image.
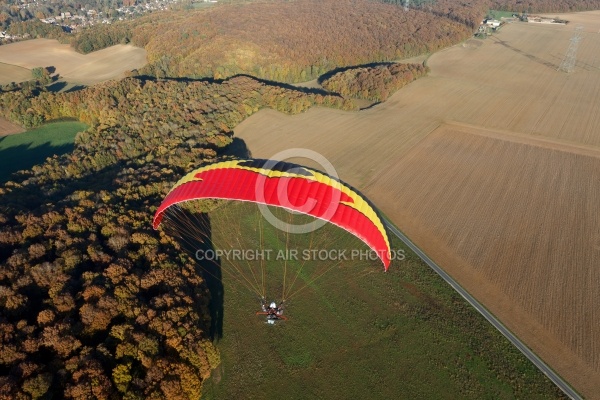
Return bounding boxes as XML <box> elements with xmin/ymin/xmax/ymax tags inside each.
<box><xmin>0</xmin><ymin>75</ymin><xmax>354</xmax><ymax>399</ymax></box>
<box><xmin>68</xmin><ymin>0</ymin><xmax>473</xmax><ymax>82</ymax></box>
<box><xmin>70</xmin><ymin>0</ymin><xmax>600</xmax><ymax>84</ymax></box>
<box><xmin>321</xmin><ymin>63</ymin><xmax>429</xmax><ymax>102</ymax></box>
<box><xmin>13</xmin><ymin>0</ymin><xmax>600</xmax><ymax>84</ymax></box>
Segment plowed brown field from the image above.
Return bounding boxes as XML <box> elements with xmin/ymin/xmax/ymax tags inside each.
<box><xmin>0</xmin><ymin>116</ymin><xmax>24</xmax><ymax>136</ymax></box>
<box><xmin>235</xmin><ymin>11</ymin><xmax>600</xmax><ymax>398</ymax></box>
<box><xmin>0</xmin><ymin>38</ymin><xmax>146</xmax><ymax>85</ymax></box>
<box><xmin>0</xmin><ymin>62</ymin><xmax>31</xmax><ymax>85</ymax></box>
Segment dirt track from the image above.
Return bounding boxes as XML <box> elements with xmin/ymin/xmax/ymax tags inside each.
<box><xmin>235</xmin><ymin>11</ymin><xmax>600</xmax><ymax>398</ymax></box>
<box><xmin>0</xmin><ymin>38</ymin><xmax>147</xmax><ymax>85</ymax></box>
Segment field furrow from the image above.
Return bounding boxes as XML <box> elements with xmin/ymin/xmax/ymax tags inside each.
<box><xmin>0</xmin><ymin>116</ymin><xmax>25</xmax><ymax>136</ymax></box>
<box><xmin>236</xmin><ymin>11</ymin><xmax>600</xmax><ymax>397</ymax></box>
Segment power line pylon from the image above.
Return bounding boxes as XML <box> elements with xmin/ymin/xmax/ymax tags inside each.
<box><xmin>558</xmin><ymin>25</ymin><xmax>584</xmax><ymax>73</ymax></box>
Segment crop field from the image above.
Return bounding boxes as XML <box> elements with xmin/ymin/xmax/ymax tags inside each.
<box><xmin>0</xmin><ymin>38</ymin><xmax>147</xmax><ymax>85</ymax></box>
<box><xmin>0</xmin><ymin>62</ymin><xmax>31</xmax><ymax>85</ymax></box>
<box><xmin>199</xmin><ymin>203</ymin><xmax>563</xmax><ymax>399</ymax></box>
<box><xmin>234</xmin><ymin>11</ymin><xmax>600</xmax><ymax>398</ymax></box>
<box><xmin>0</xmin><ymin>121</ymin><xmax>87</xmax><ymax>183</ymax></box>
<box><xmin>0</xmin><ymin>116</ymin><xmax>25</xmax><ymax>136</ymax></box>
<box><xmin>425</xmin><ymin>12</ymin><xmax>600</xmax><ymax>147</ymax></box>
<box><xmin>372</xmin><ymin>124</ymin><xmax>600</xmax><ymax>397</ymax></box>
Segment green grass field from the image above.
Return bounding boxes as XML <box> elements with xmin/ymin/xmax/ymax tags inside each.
<box><xmin>0</xmin><ymin>121</ymin><xmax>87</xmax><ymax>183</ymax></box>
<box><xmin>488</xmin><ymin>9</ymin><xmax>518</xmax><ymax>19</ymax></box>
<box><xmin>195</xmin><ymin>204</ymin><xmax>565</xmax><ymax>399</ymax></box>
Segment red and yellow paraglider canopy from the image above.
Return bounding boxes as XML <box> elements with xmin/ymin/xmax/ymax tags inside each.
<box><xmin>153</xmin><ymin>159</ymin><xmax>391</xmax><ymax>270</ymax></box>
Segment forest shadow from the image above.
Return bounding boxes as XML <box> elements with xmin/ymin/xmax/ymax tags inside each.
<box><xmin>0</xmin><ymin>153</ymin><xmax>225</xmax><ymax>342</ymax></box>
<box><xmin>164</xmin><ymin>210</ymin><xmax>225</xmax><ymax>341</ymax></box>
<box><xmin>46</xmin><ymin>81</ymin><xmax>87</xmax><ymax>93</ymax></box>
<box><xmin>46</xmin><ymin>81</ymin><xmax>68</xmax><ymax>92</ymax></box>
<box><xmin>232</xmin><ymin>74</ymin><xmax>332</xmax><ymax>96</ymax></box>
<box><xmin>0</xmin><ymin>154</ymin><xmax>125</xmax><ymax>214</ymax></box>
<box><xmin>64</xmin><ymin>84</ymin><xmax>87</xmax><ymax>93</ymax></box>
<box><xmin>135</xmin><ymin>74</ymin><xmax>334</xmax><ymax>96</ymax></box>
<box><xmin>0</xmin><ymin>139</ymin><xmax>74</xmax><ymax>184</ymax></box>
<box><xmin>218</xmin><ymin>137</ymin><xmax>252</xmax><ymax>159</ymax></box>
<box><xmin>192</xmin><ymin>215</ymin><xmax>224</xmax><ymax>341</ymax></box>
<box><xmin>131</xmin><ymin>75</ymin><xmax>223</xmax><ymax>87</ymax></box>
<box><xmin>317</xmin><ymin>61</ymin><xmax>397</xmax><ymax>84</ymax></box>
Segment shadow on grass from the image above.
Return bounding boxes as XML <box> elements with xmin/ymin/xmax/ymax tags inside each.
<box><xmin>0</xmin><ymin>139</ymin><xmax>74</xmax><ymax>184</ymax></box>
<box><xmin>193</xmin><ymin>215</ymin><xmax>224</xmax><ymax>341</ymax></box>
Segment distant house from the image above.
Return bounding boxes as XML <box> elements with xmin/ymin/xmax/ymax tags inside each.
<box><xmin>486</xmin><ymin>19</ymin><xmax>501</xmax><ymax>28</ymax></box>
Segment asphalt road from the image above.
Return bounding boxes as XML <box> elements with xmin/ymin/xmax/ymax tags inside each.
<box><xmin>383</xmin><ymin>218</ymin><xmax>581</xmax><ymax>400</ymax></box>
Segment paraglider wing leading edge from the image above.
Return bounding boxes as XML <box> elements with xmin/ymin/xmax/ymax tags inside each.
<box><xmin>153</xmin><ymin>159</ymin><xmax>391</xmax><ymax>269</ymax></box>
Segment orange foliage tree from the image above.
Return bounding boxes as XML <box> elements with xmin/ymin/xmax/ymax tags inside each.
<box><xmin>0</xmin><ymin>74</ymin><xmax>354</xmax><ymax>399</ymax></box>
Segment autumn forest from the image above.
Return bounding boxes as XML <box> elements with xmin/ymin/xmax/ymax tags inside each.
<box><xmin>2</xmin><ymin>0</ymin><xmax>600</xmax><ymax>398</ymax></box>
